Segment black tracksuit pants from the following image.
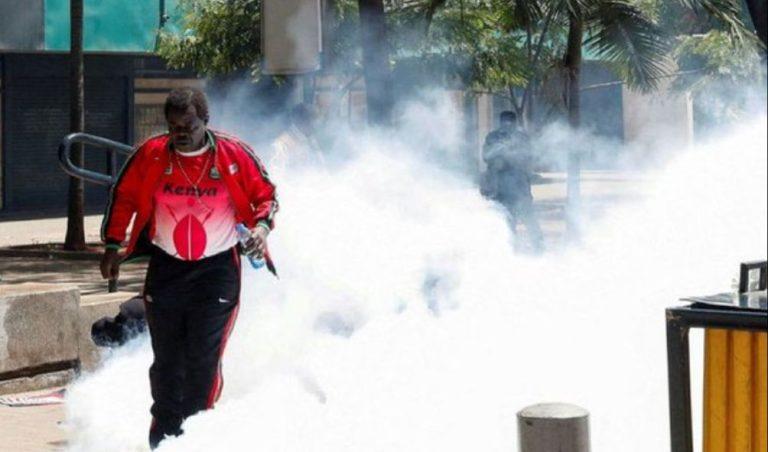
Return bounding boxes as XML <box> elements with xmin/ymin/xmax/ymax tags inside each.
<box><xmin>143</xmin><ymin>246</ymin><xmax>241</xmax><ymax>449</ymax></box>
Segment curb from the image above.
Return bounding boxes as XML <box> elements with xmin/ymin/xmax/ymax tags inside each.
<box><xmin>0</xmin><ymin>246</ymin><xmax>102</xmax><ymax>261</ymax></box>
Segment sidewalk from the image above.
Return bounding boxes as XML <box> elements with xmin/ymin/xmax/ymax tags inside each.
<box><xmin>0</xmin><ymin>215</ymin><xmax>105</xmax><ymax>248</ymax></box>
<box><xmin>0</xmin><ymin>214</ymin><xmax>146</xmax><ymax>295</ymax></box>
<box><xmin>0</xmin><ymin>393</ymin><xmax>67</xmax><ymax>452</ymax></box>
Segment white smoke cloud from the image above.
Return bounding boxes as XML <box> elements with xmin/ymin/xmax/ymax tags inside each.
<box><xmin>63</xmin><ymin>90</ymin><xmax>767</xmax><ymax>451</ymax></box>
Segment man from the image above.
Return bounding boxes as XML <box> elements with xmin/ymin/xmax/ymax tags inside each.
<box><xmin>480</xmin><ymin>111</ymin><xmax>544</xmax><ymax>253</ymax></box>
<box><xmin>481</xmin><ymin>110</ymin><xmax>530</xmax><ymax>163</ymax></box>
<box><xmin>270</xmin><ymin>103</ymin><xmax>325</xmax><ymax>174</ymax></box>
<box><xmin>100</xmin><ymin>87</ymin><xmax>278</xmax><ymax>449</ymax></box>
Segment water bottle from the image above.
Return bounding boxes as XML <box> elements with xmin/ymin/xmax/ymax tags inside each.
<box><xmin>236</xmin><ymin>223</ymin><xmax>265</xmax><ymax>270</ymax></box>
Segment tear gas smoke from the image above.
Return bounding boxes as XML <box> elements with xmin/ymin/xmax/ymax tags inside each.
<box><xmin>64</xmin><ymin>91</ymin><xmax>767</xmax><ymax>452</ymax></box>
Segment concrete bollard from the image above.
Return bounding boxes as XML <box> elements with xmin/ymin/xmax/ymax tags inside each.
<box><xmin>518</xmin><ymin>403</ymin><xmax>590</xmax><ymax>452</ymax></box>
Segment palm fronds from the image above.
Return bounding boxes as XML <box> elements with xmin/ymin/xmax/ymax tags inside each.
<box><xmin>585</xmin><ymin>0</ymin><xmax>672</xmax><ymax>90</ymax></box>
<box><xmin>676</xmin><ymin>0</ymin><xmax>748</xmax><ymax>40</ymax></box>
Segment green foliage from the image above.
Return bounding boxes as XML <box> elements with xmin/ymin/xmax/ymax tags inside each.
<box><xmin>390</xmin><ymin>0</ymin><xmax>569</xmax><ymax>92</ymax></box>
<box><xmin>585</xmin><ymin>0</ymin><xmax>671</xmax><ymax>90</ymax></box>
<box><xmin>635</xmin><ymin>0</ymin><xmax>764</xmax><ymax>93</ymax></box>
<box><xmin>390</xmin><ymin>2</ymin><xmax>532</xmax><ymax>89</ymax></box>
<box><xmin>157</xmin><ymin>0</ymin><xmax>365</xmax><ymax>79</ymax></box>
<box><xmin>157</xmin><ymin>0</ymin><xmax>262</xmax><ymax>77</ymax></box>
<box><xmin>675</xmin><ymin>0</ymin><xmax>748</xmax><ymax>40</ymax></box>
<box><xmin>675</xmin><ymin>30</ymin><xmax>764</xmax><ymax>89</ymax></box>
<box><xmin>675</xmin><ymin>30</ymin><xmax>765</xmax><ymax>131</ymax></box>
<box><xmin>155</xmin><ymin>0</ymin><xmax>752</xmax><ymax>107</ymax></box>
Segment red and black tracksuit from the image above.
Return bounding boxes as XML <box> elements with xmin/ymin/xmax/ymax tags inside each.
<box><xmin>101</xmin><ymin>130</ymin><xmax>277</xmax><ymax>448</ymax></box>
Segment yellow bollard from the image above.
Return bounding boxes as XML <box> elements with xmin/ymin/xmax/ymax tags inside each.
<box><xmin>703</xmin><ymin>329</ymin><xmax>768</xmax><ymax>452</ymax></box>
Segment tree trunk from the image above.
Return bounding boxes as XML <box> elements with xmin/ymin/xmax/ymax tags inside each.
<box><xmin>564</xmin><ymin>12</ymin><xmax>583</xmax><ymax>240</ymax></box>
<box><xmin>564</xmin><ymin>14</ymin><xmax>582</xmax><ymax>134</ymax></box>
<box><xmin>744</xmin><ymin>0</ymin><xmax>767</xmax><ymax>56</ymax></box>
<box><xmin>322</xmin><ymin>0</ymin><xmax>338</xmax><ymax>68</ymax></box>
<box><xmin>425</xmin><ymin>0</ymin><xmax>448</xmax><ymax>34</ymax></box>
<box><xmin>64</xmin><ymin>0</ymin><xmax>86</xmax><ymax>251</ymax></box>
<box><xmin>358</xmin><ymin>0</ymin><xmax>392</xmax><ymax>125</ymax></box>
<box><xmin>519</xmin><ymin>84</ymin><xmax>532</xmax><ymax>130</ymax></box>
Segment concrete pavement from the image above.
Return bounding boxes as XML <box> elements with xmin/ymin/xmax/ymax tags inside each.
<box><xmin>0</xmin><ymin>215</ymin><xmax>105</xmax><ymax>249</ymax></box>
<box><xmin>0</xmin><ymin>399</ymin><xmax>67</xmax><ymax>452</ymax></box>
<box><xmin>0</xmin><ymin>257</ymin><xmax>146</xmax><ymax>296</ymax></box>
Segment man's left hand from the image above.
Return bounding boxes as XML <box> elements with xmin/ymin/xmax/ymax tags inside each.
<box><xmin>243</xmin><ymin>225</ymin><xmax>269</xmax><ymax>258</ymax></box>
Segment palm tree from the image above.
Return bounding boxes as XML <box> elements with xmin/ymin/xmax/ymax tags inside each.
<box><xmin>744</xmin><ymin>0</ymin><xmax>767</xmax><ymax>52</ymax></box>
<box><xmin>563</xmin><ymin>0</ymin><xmax>671</xmax><ymax>127</ymax></box>
<box><xmin>558</xmin><ymin>0</ymin><xmax>671</xmax><ymax>236</ymax></box>
<box><xmin>407</xmin><ymin>0</ymin><xmax>671</xmax><ymax>237</ymax></box>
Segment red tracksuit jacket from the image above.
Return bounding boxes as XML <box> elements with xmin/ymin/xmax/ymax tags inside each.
<box><xmin>101</xmin><ymin>130</ymin><xmax>278</xmax><ymax>272</ymax></box>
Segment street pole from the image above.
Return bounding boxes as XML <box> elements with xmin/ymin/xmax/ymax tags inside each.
<box><xmin>64</xmin><ymin>0</ymin><xmax>86</xmax><ymax>250</ymax></box>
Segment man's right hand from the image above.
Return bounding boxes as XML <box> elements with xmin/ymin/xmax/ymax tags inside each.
<box><xmin>100</xmin><ymin>248</ymin><xmax>121</xmax><ymax>280</ymax></box>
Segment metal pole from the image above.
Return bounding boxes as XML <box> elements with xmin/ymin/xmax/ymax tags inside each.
<box><xmin>107</xmin><ymin>149</ymin><xmax>117</xmax><ymax>179</ymax></box>
<box><xmin>666</xmin><ymin>310</ymin><xmax>694</xmax><ymax>452</ymax></box>
<box><xmin>564</xmin><ymin>11</ymin><xmax>583</xmax><ymax>243</ymax></box>
<box><xmin>518</xmin><ymin>403</ymin><xmax>590</xmax><ymax>452</ymax></box>
<box><xmin>566</xmin><ymin>151</ymin><xmax>581</xmax><ymax>241</ymax></box>
<box><xmin>159</xmin><ymin>0</ymin><xmax>168</xmax><ymax>27</ymax></box>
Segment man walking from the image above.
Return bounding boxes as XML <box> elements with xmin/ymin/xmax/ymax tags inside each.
<box><xmin>480</xmin><ymin>111</ymin><xmax>544</xmax><ymax>253</ymax></box>
<box><xmin>100</xmin><ymin>87</ymin><xmax>278</xmax><ymax>449</ymax></box>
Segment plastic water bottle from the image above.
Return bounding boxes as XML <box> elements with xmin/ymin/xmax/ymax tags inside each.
<box><xmin>236</xmin><ymin>223</ymin><xmax>265</xmax><ymax>270</ymax></box>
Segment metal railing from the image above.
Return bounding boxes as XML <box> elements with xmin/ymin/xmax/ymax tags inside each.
<box><xmin>58</xmin><ymin>133</ymin><xmax>134</xmax><ymax>187</ymax></box>
<box><xmin>58</xmin><ymin>133</ymin><xmax>135</xmax><ymax>293</ymax></box>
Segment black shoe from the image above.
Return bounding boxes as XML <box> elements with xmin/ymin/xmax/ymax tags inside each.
<box><xmin>149</xmin><ymin>419</ymin><xmax>183</xmax><ymax>449</ymax></box>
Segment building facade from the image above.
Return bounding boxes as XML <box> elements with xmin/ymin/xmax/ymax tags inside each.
<box><xmin>0</xmin><ymin>0</ymin><xmax>199</xmax><ymax>217</ymax></box>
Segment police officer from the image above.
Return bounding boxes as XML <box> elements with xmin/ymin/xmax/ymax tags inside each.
<box><xmin>480</xmin><ymin>111</ymin><xmax>544</xmax><ymax>253</ymax></box>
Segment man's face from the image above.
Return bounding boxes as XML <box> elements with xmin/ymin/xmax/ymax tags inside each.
<box><xmin>167</xmin><ymin>105</ymin><xmax>207</xmax><ymax>153</ymax></box>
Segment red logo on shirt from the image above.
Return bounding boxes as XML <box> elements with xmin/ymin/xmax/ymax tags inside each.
<box><xmin>165</xmin><ymin>202</ymin><xmax>213</xmax><ymax>260</ymax></box>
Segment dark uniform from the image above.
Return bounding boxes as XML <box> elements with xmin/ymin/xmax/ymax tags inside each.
<box><xmin>480</xmin><ymin>128</ymin><xmax>544</xmax><ymax>253</ymax></box>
